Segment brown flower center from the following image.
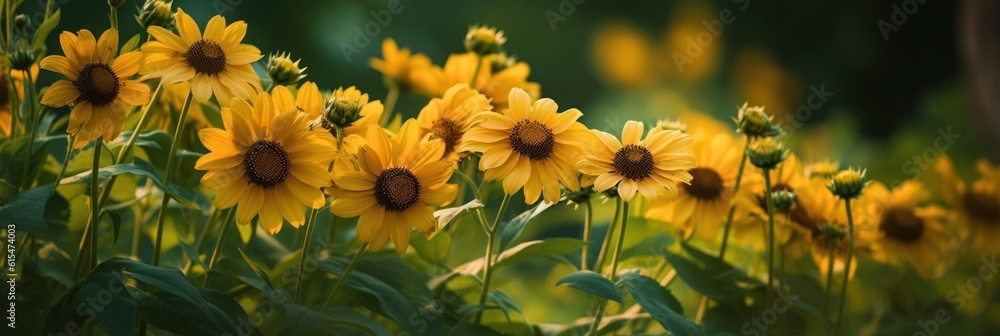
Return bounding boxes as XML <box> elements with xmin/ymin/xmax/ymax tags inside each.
<box><xmin>613</xmin><ymin>144</ymin><xmax>654</xmax><ymax>180</ymax></box>
<box><xmin>880</xmin><ymin>207</ymin><xmax>925</xmax><ymax>243</ymax></box>
<box><xmin>375</xmin><ymin>168</ymin><xmax>421</xmax><ymax>212</ymax></box>
<box><xmin>509</xmin><ymin>120</ymin><xmax>554</xmax><ymax>160</ymax></box>
<box><xmin>964</xmin><ymin>191</ymin><xmax>1000</xmax><ymax>225</ymax></box>
<box><xmin>186</xmin><ymin>40</ymin><xmax>227</xmax><ymax>75</ymax></box>
<box><xmin>76</xmin><ymin>63</ymin><xmax>120</xmax><ymax>106</ymax></box>
<box><xmin>243</xmin><ymin>140</ymin><xmax>290</xmax><ymax>189</ymax></box>
<box><xmin>431</xmin><ymin>118</ymin><xmax>462</xmax><ymax>157</ymax></box>
<box><xmin>683</xmin><ymin>167</ymin><xmax>723</xmax><ymax>200</ymax></box>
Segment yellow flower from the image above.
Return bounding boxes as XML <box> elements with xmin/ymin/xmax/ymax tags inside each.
<box><xmin>312</xmin><ymin>86</ymin><xmax>383</xmax><ymax>138</ymax></box>
<box><xmin>144</xmin><ymin>81</ymin><xmax>209</xmax><ymax>132</ymax></box>
<box><xmin>411</xmin><ymin>52</ymin><xmax>539</xmax><ymax>111</ymax></box>
<box><xmin>40</xmin><ymin>29</ymin><xmax>150</xmax><ymax>149</ymax></box>
<box><xmin>0</xmin><ymin>65</ymin><xmax>36</xmax><ymax>136</ymax></box>
<box><xmin>731</xmin><ymin>155</ymin><xmax>809</xmax><ymax>255</ymax></box>
<box><xmin>462</xmin><ymin>88</ymin><xmax>589</xmax><ymax>204</ymax></box>
<box><xmin>194</xmin><ymin>91</ymin><xmax>337</xmax><ymax>234</ymax></box>
<box><xmin>329</xmin><ymin>120</ymin><xmax>458</xmax><ymax>252</ymax></box>
<box><xmin>370</xmin><ymin>38</ymin><xmax>432</xmax><ymax>90</ymax></box>
<box><xmin>417</xmin><ymin>83</ymin><xmax>492</xmax><ymax>161</ymax></box>
<box><xmin>272</xmin><ymin>81</ymin><xmax>324</xmax><ymax>119</ymax></box>
<box><xmin>591</xmin><ymin>21</ymin><xmax>656</xmax><ymax>88</ymax></box>
<box><xmin>861</xmin><ymin>180</ymin><xmax>951</xmax><ymax>278</ymax></box>
<box><xmin>806</xmin><ymin>159</ymin><xmax>840</xmax><ymax>180</ymax></box>
<box><xmin>464</xmin><ymin>25</ymin><xmax>506</xmax><ymax>56</ymax></box>
<box><xmin>141</xmin><ymin>8</ymin><xmax>262</xmax><ymax>104</ymax></box>
<box><xmin>645</xmin><ymin>131</ymin><xmax>740</xmax><ymax>241</ymax></box>
<box><xmin>578</xmin><ymin>121</ymin><xmax>695</xmax><ymax>202</ymax></box>
<box><xmin>933</xmin><ymin>155</ymin><xmax>1000</xmax><ymax>253</ymax></box>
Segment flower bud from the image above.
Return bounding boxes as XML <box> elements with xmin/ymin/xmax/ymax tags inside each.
<box><xmin>464</xmin><ymin>25</ymin><xmax>506</xmax><ymax>56</ymax></box>
<box><xmin>136</xmin><ymin>0</ymin><xmax>173</xmax><ymax>29</ymax></box>
<box><xmin>828</xmin><ymin>168</ymin><xmax>868</xmax><ymax>200</ymax></box>
<box><xmin>13</xmin><ymin>15</ymin><xmax>30</xmax><ymax>33</ymax></box>
<box><xmin>654</xmin><ymin>118</ymin><xmax>688</xmax><ymax>133</ymax></box>
<box><xmin>747</xmin><ymin>137</ymin><xmax>788</xmax><ymax>170</ymax></box>
<box><xmin>267</xmin><ymin>52</ymin><xmax>306</xmax><ymax>86</ymax></box>
<box><xmin>807</xmin><ymin>159</ymin><xmax>840</xmax><ymax>180</ymax></box>
<box><xmin>109</xmin><ymin>0</ymin><xmax>128</xmax><ymax>9</ymax></box>
<box><xmin>820</xmin><ymin>222</ymin><xmax>847</xmax><ymax>244</ymax></box>
<box><xmin>734</xmin><ymin>103</ymin><xmax>783</xmax><ymax>139</ymax></box>
<box><xmin>771</xmin><ymin>190</ymin><xmax>797</xmax><ymax>214</ymax></box>
<box><xmin>489</xmin><ymin>52</ymin><xmax>516</xmax><ymax>73</ymax></box>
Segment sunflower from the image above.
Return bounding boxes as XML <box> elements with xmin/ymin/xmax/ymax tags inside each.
<box><xmin>370</xmin><ymin>38</ymin><xmax>432</xmax><ymax>91</ymax></box>
<box><xmin>577</xmin><ymin>120</ymin><xmax>695</xmax><ymax>202</ymax></box>
<box><xmin>272</xmin><ymin>81</ymin><xmax>324</xmax><ymax>119</ymax></box>
<box><xmin>417</xmin><ymin>83</ymin><xmax>492</xmax><ymax>161</ymax></box>
<box><xmin>0</xmin><ymin>65</ymin><xmax>36</xmax><ymax>136</ymax></box>
<box><xmin>645</xmin><ymin>131</ymin><xmax>740</xmax><ymax>241</ymax></box>
<box><xmin>933</xmin><ymin>155</ymin><xmax>1000</xmax><ymax>253</ymax></box>
<box><xmin>461</xmin><ymin>88</ymin><xmax>590</xmax><ymax>204</ymax></box>
<box><xmin>411</xmin><ymin>52</ymin><xmax>539</xmax><ymax>111</ymax></box>
<box><xmin>194</xmin><ymin>91</ymin><xmax>337</xmax><ymax>234</ymax></box>
<box><xmin>141</xmin><ymin>8</ymin><xmax>262</xmax><ymax>104</ymax></box>
<box><xmin>861</xmin><ymin>180</ymin><xmax>951</xmax><ymax>278</ymax></box>
<box><xmin>39</xmin><ymin>29</ymin><xmax>150</xmax><ymax>149</ymax></box>
<box><xmin>329</xmin><ymin>119</ymin><xmax>458</xmax><ymax>252</ymax></box>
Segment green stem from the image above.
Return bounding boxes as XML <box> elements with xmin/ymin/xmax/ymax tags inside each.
<box><xmin>109</xmin><ymin>5</ymin><xmax>118</xmax><ymax>30</ymax></box>
<box><xmin>49</xmin><ymin>135</ymin><xmax>75</xmax><ymax>197</ymax></box>
<box><xmin>183</xmin><ymin>207</ymin><xmax>222</xmax><ymax>274</ymax></box>
<box><xmin>581</xmin><ymin>199</ymin><xmax>593</xmax><ymax>271</ymax></box>
<box><xmin>587</xmin><ymin>299</ymin><xmax>607</xmax><ymax>335</ymax></box>
<box><xmin>7</xmin><ymin>74</ymin><xmax>19</xmax><ymax>138</ymax></box>
<box><xmin>87</xmin><ymin>138</ymin><xmax>103</xmax><ymax>274</ymax></box>
<box><xmin>823</xmin><ymin>240</ymin><xmax>835</xmax><ymax>324</ymax></box>
<box><xmin>763</xmin><ymin>169</ymin><xmax>775</xmax><ymax>314</ymax></box>
<box><xmin>469</xmin><ymin>55</ymin><xmax>484</xmax><ymax>87</ymax></box>
<box><xmin>203</xmin><ymin>208</ymin><xmax>236</xmax><ymax>287</ymax></box>
<box><xmin>595</xmin><ymin>198</ymin><xmax>622</xmax><ymax>272</ymax></box>
<box><xmin>327</xmin><ymin>215</ymin><xmax>339</xmax><ymax>246</ymax></box>
<box><xmin>322</xmin><ymin>242</ymin><xmax>369</xmax><ymax>312</ymax></box>
<box><xmin>474</xmin><ymin>194</ymin><xmax>511</xmax><ymax>323</ymax></box>
<box><xmin>21</xmin><ymin>72</ymin><xmax>39</xmax><ymax>191</ymax></box>
<box><xmin>378</xmin><ymin>84</ymin><xmax>399</xmax><ymax>127</ymax></box>
<box><xmin>294</xmin><ymin>209</ymin><xmax>321</xmax><ymax>303</ymax></box>
<box><xmin>608</xmin><ymin>201</ymin><xmax>630</xmax><ymax>279</ymax></box>
<box><xmin>151</xmin><ymin>92</ymin><xmax>194</xmax><ymax>266</ymax></box>
<box><xmin>719</xmin><ymin>142</ymin><xmax>749</xmax><ymax>259</ymax></box>
<box><xmin>836</xmin><ymin>199</ymin><xmax>856</xmax><ymax>336</ymax></box>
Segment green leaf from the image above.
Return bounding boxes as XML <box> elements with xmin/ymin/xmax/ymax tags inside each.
<box><xmin>618</xmin><ymin>271</ymin><xmax>703</xmax><ymax>336</ymax></box>
<box><xmin>410</xmin><ymin>229</ymin><xmax>452</xmax><ymax>264</ymax></box>
<box><xmin>36</xmin><ymin>242</ymin><xmax>74</xmax><ymax>287</ymax></box>
<box><xmin>128</xmin><ymin>286</ymin><xmax>261</xmax><ymax>336</ymax></box>
<box><xmin>556</xmin><ymin>270</ymin><xmax>623</xmax><ymax>303</ymax></box>
<box><xmin>120</xmin><ymin>34</ymin><xmax>141</xmax><ymax>54</ymax></box>
<box><xmin>487</xmin><ymin>290</ymin><xmax>524</xmax><ymax>323</ymax></box>
<box><xmin>179</xmin><ymin>241</ymin><xmax>207</xmax><ymax>271</ymax></box>
<box><xmin>620</xmin><ymin>233</ymin><xmax>675</xmax><ymax>261</ymax></box>
<box><xmin>103</xmin><ymin>210</ymin><xmax>122</xmax><ymax>246</ymax></box>
<box><xmin>433</xmin><ymin>199</ymin><xmax>483</xmax><ymax>230</ymax></box>
<box><xmin>680</xmin><ymin>242</ymin><xmax>751</xmax><ymax>282</ymax></box>
<box><xmin>663</xmin><ymin>251</ymin><xmax>745</xmax><ymax>302</ymax></box>
<box><xmin>496</xmin><ymin>238</ymin><xmax>585</xmax><ymax>268</ymax></box>
<box><xmin>282</xmin><ymin>304</ymin><xmax>393</xmax><ymax>336</ymax></box>
<box><xmin>120</xmin><ymin>272</ymin><xmax>220</xmax><ymax>327</ymax></box>
<box><xmin>30</xmin><ymin>9</ymin><xmax>61</xmax><ymax>53</ymax></box>
<box><xmin>78</xmin><ymin>273</ymin><xmax>137</xmax><ymax>336</ymax></box>
<box><xmin>498</xmin><ymin>201</ymin><xmax>553</xmax><ymax>250</ymax></box>
<box><xmin>60</xmin><ymin>160</ymin><xmax>210</xmax><ymax>211</ymax></box>
<box><xmin>0</xmin><ymin>183</ymin><xmax>53</xmax><ymax>231</ymax></box>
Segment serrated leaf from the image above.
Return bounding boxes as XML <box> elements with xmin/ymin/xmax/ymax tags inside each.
<box><xmin>556</xmin><ymin>270</ymin><xmax>623</xmax><ymax>303</ymax></box>
<box><xmin>433</xmin><ymin>199</ymin><xmax>483</xmax><ymax>230</ymax></box>
<box><xmin>498</xmin><ymin>200</ymin><xmax>553</xmax><ymax>250</ymax></box>
<box><xmin>618</xmin><ymin>271</ymin><xmax>703</xmax><ymax>336</ymax></box>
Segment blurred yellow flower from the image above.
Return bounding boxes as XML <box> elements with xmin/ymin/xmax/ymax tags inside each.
<box><xmin>0</xmin><ymin>65</ymin><xmax>36</xmax><ymax>136</ymax></box>
<box><xmin>591</xmin><ymin>21</ymin><xmax>656</xmax><ymax>88</ymax></box>
<box><xmin>933</xmin><ymin>155</ymin><xmax>1000</xmax><ymax>253</ymax></box>
<box><xmin>646</xmin><ymin>131</ymin><xmax>740</xmax><ymax>241</ymax></box>
<box><xmin>370</xmin><ymin>38</ymin><xmax>433</xmax><ymax>91</ymax></box>
<box><xmin>40</xmin><ymin>28</ymin><xmax>150</xmax><ymax>149</ymax></box>
<box><xmin>862</xmin><ymin>180</ymin><xmax>951</xmax><ymax>278</ymax></box>
<box><xmin>144</xmin><ymin>81</ymin><xmax>209</xmax><ymax>133</ymax></box>
<box><xmin>462</xmin><ymin>88</ymin><xmax>589</xmax><ymax>204</ymax></box>
<box><xmin>194</xmin><ymin>91</ymin><xmax>337</xmax><ymax>234</ymax></box>
<box><xmin>141</xmin><ymin>8</ymin><xmax>263</xmax><ymax>104</ymax></box>
<box><xmin>329</xmin><ymin>120</ymin><xmax>458</xmax><ymax>252</ymax></box>
<box><xmin>732</xmin><ymin>49</ymin><xmax>801</xmax><ymax>120</ymax></box>
<box><xmin>417</xmin><ymin>83</ymin><xmax>492</xmax><ymax>161</ymax></box>
<box><xmin>411</xmin><ymin>52</ymin><xmax>539</xmax><ymax>111</ymax></box>
<box><xmin>578</xmin><ymin>121</ymin><xmax>695</xmax><ymax>202</ymax></box>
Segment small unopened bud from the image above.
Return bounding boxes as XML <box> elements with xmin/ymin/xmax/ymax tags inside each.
<box><xmin>109</xmin><ymin>0</ymin><xmax>128</xmax><ymax>9</ymax></box>
<box><xmin>771</xmin><ymin>190</ymin><xmax>797</xmax><ymax>214</ymax></box>
<box><xmin>9</xmin><ymin>47</ymin><xmax>36</xmax><ymax>71</ymax></box>
<box><xmin>464</xmin><ymin>25</ymin><xmax>506</xmax><ymax>56</ymax></box>
<box><xmin>136</xmin><ymin>0</ymin><xmax>173</xmax><ymax>29</ymax></box>
<box><xmin>734</xmin><ymin>103</ymin><xmax>783</xmax><ymax>139</ymax></box>
<box><xmin>747</xmin><ymin>137</ymin><xmax>788</xmax><ymax>170</ymax></box>
<box><xmin>489</xmin><ymin>52</ymin><xmax>516</xmax><ymax>72</ymax></box>
<box><xmin>267</xmin><ymin>52</ymin><xmax>307</xmax><ymax>86</ymax></box>
<box><xmin>820</xmin><ymin>222</ymin><xmax>847</xmax><ymax>245</ymax></box>
<box><xmin>828</xmin><ymin>168</ymin><xmax>869</xmax><ymax>200</ymax></box>
<box><xmin>13</xmin><ymin>15</ymin><xmax>30</xmax><ymax>32</ymax></box>
<box><xmin>655</xmin><ymin>118</ymin><xmax>688</xmax><ymax>133</ymax></box>
<box><xmin>807</xmin><ymin>159</ymin><xmax>840</xmax><ymax>180</ymax></box>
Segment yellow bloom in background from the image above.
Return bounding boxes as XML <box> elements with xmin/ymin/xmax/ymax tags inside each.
<box><xmin>144</xmin><ymin>81</ymin><xmax>209</xmax><ymax>132</ymax></box>
<box><xmin>329</xmin><ymin>120</ymin><xmax>458</xmax><ymax>252</ymax></box>
<box><xmin>933</xmin><ymin>155</ymin><xmax>1000</xmax><ymax>253</ymax></box>
<box><xmin>657</xmin><ymin>3</ymin><xmax>721</xmax><ymax>81</ymax></box>
<box><xmin>411</xmin><ymin>52</ymin><xmax>539</xmax><ymax>111</ymax></box>
<box><xmin>732</xmin><ymin>49</ymin><xmax>801</xmax><ymax>120</ymax></box>
<box><xmin>194</xmin><ymin>91</ymin><xmax>337</xmax><ymax>234</ymax></box>
<box><xmin>40</xmin><ymin>29</ymin><xmax>150</xmax><ymax>149</ymax></box>
<box><xmin>646</xmin><ymin>131</ymin><xmax>740</xmax><ymax>241</ymax></box>
<box><xmin>591</xmin><ymin>21</ymin><xmax>656</xmax><ymax>88</ymax></box>
<box><xmin>0</xmin><ymin>66</ymin><xmax>36</xmax><ymax>136</ymax></box>
<box><xmin>273</xmin><ymin>81</ymin><xmax>324</xmax><ymax>119</ymax></box>
<box><xmin>417</xmin><ymin>83</ymin><xmax>492</xmax><ymax>161</ymax></box>
<box><xmin>806</xmin><ymin>159</ymin><xmax>840</xmax><ymax>180</ymax></box>
<box><xmin>370</xmin><ymin>38</ymin><xmax>432</xmax><ymax>91</ymax></box>
<box><xmin>861</xmin><ymin>180</ymin><xmax>952</xmax><ymax>278</ymax></box>
<box><xmin>141</xmin><ymin>8</ymin><xmax>262</xmax><ymax>104</ymax></box>
<box><xmin>731</xmin><ymin>155</ymin><xmax>809</xmax><ymax>255</ymax></box>
<box><xmin>578</xmin><ymin>121</ymin><xmax>695</xmax><ymax>202</ymax></box>
<box><xmin>462</xmin><ymin>88</ymin><xmax>590</xmax><ymax>204</ymax></box>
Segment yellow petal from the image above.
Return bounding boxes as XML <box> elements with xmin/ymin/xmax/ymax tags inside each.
<box><xmin>40</xmin><ymin>80</ymin><xmax>80</xmax><ymax>107</ymax></box>
<box><xmin>95</xmin><ymin>28</ymin><xmax>118</xmax><ymax>64</ymax></box>
<box><xmin>111</xmin><ymin>52</ymin><xmax>142</xmax><ymax>77</ymax></box>
<box><xmin>40</xmin><ymin>55</ymin><xmax>79</xmax><ymax>80</ymax></box>
<box><xmin>174</xmin><ymin>8</ymin><xmax>203</xmax><ymax>45</ymax></box>
<box><xmin>621</xmin><ymin>121</ymin><xmax>644</xmax><ymax>146</ymax></box>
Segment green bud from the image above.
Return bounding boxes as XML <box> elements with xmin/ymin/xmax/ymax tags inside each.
<box><xmin>136</xmin><ymin>0</ymin><xmax>173</xmax><ymax>29</ymax></box>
